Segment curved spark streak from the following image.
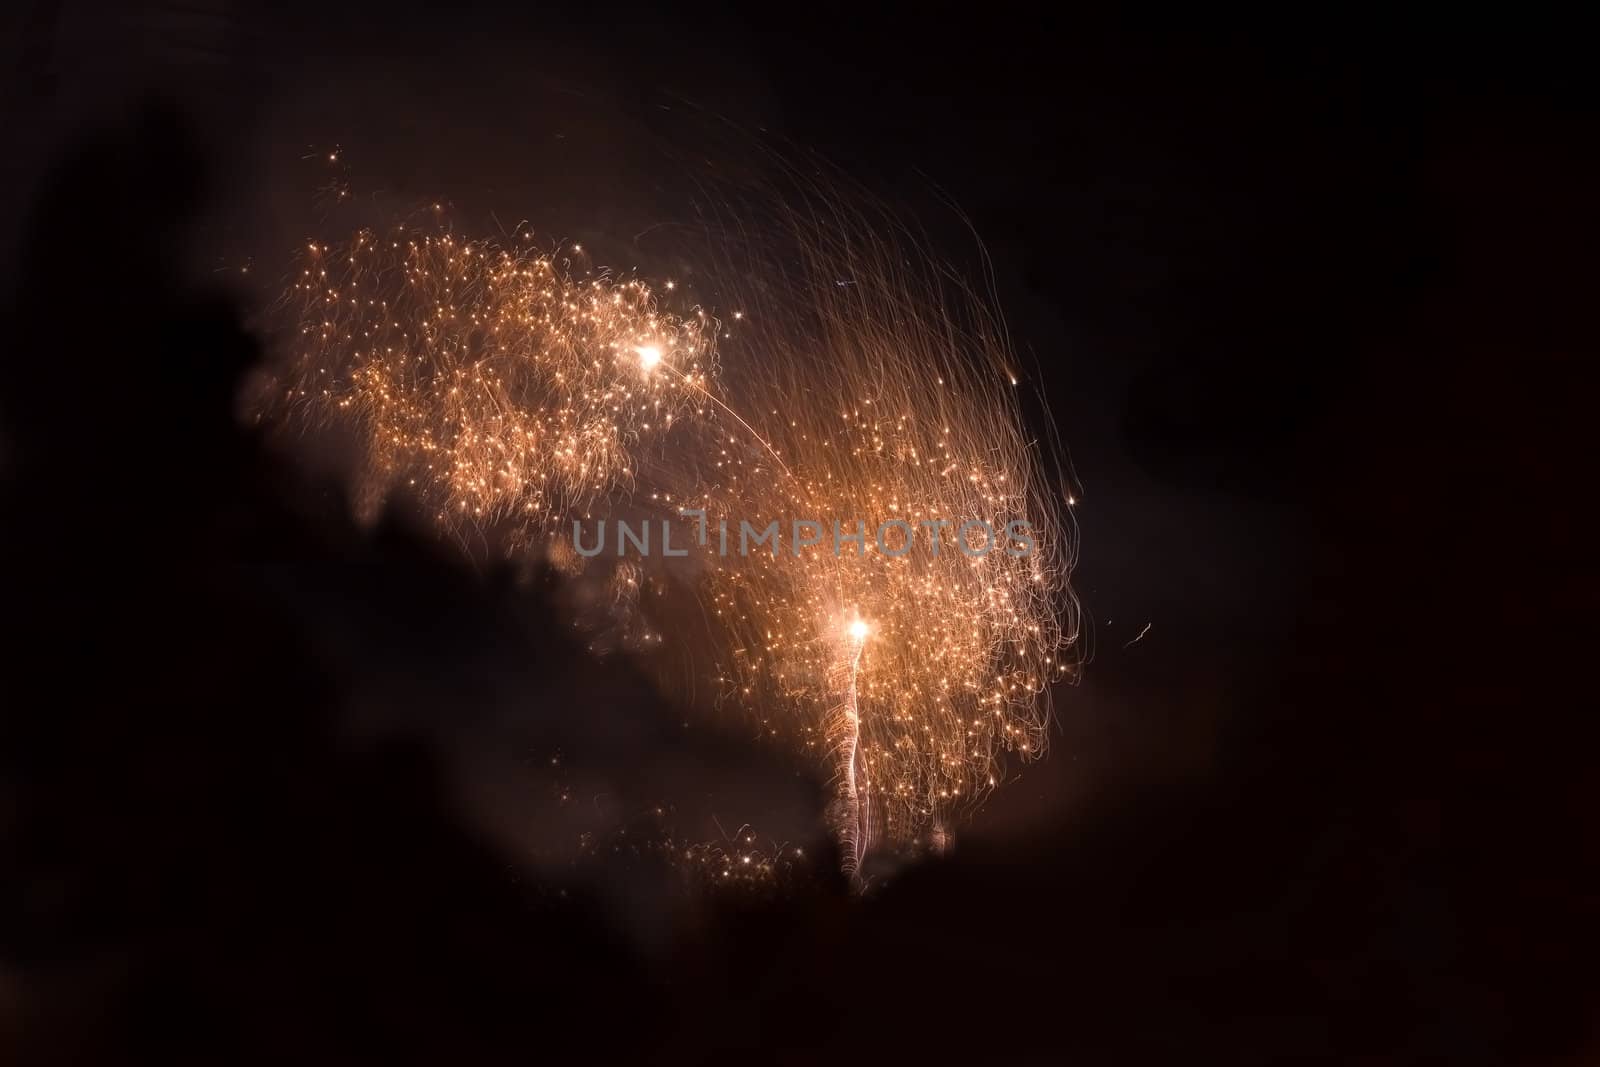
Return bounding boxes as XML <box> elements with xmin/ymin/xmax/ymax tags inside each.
<box><xmin>655</xmin><ymin>355</ymin><xmax>793</xmax><ymax>480</ymax></box>
<box><xmin>834</xmin><ymin>622</ymin><xmax>871</xmax><ymax>881</ymax></box>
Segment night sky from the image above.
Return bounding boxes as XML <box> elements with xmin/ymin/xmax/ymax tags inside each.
<box><xmin>2</xmin><ymin>6</ymin><xmax>1594</xmax><ymax>1063</ymax></box>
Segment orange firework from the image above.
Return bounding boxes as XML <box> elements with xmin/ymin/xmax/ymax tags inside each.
<box><xmin>258</xmin><ymin>169</ymin><xmax>1079</xmax><ymax>885</ymax></box>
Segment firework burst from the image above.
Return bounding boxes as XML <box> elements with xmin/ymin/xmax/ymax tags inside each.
<box><xmin>257</xmin><ymin>167</ymin><xmax>1078</xmax><ymax>885</ymax></box>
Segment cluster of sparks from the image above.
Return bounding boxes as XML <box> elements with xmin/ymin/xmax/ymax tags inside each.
<box><xmin>263</xmin><ymin>192</ymin><xmax>1078</xmax><ymax>884</ymax></box>
<box><xmin>279</xmin><ymin>226</ymin><xmax>716</xmax><ymax>531</ymax></box>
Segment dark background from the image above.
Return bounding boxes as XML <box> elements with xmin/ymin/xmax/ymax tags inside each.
<box><xmin>2</xmin><ymin>5</ymin><xmax>1594</xmax><ymax>1063</ymax></box>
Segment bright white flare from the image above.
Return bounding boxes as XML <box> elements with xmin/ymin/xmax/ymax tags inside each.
<box><xmin>848</xmin><ymin>618</ymin><xmax>870</xmax><ymax>642</ymax></box>
<box><xmin>636</xmin><ymin>344</ymin><xmax>662</xmax><ymax>369</ymax></box>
